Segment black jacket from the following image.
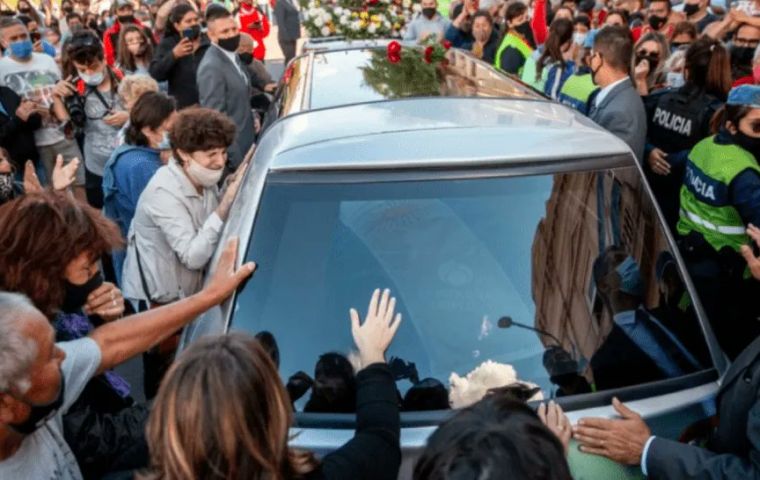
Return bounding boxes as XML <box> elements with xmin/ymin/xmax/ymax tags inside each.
<box><xmin>149</xmin><ymin>33</ymin><xmax>211</xmax><ymax>109</ymax></box>
<box><xmin>0</xmin><ymin>86</ymin><xmax>41</xmax><ymax>169</ymax></box>
<box><xmin>646</xmin><ymin>335</ymin><xmax>760</xmax><ymax>478</ymax></box>
<box><xmin>304</xmin><ymin>363</ymin><xmax>401</xmax><ymax>480</ymax></box>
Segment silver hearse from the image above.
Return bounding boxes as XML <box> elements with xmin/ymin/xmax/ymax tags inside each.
<box><xmin>180</xmin><ymin>46</ymin><xmax>726</xmax><ymax>478</ymax></box>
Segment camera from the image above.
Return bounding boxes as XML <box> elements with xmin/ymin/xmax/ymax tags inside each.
<box><xmin>65</xmin><ymin>94</ymin><xmax>87</xmax><ymax>132</ymax></box>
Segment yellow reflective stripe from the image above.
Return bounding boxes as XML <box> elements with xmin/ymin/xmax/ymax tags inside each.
<box><xmin>680</xmin><ymin>209</ymin><xmax>746</xmax><ymax>235</ymax></box>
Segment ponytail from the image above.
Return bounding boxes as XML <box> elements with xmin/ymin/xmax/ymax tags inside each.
<box><xmin>686</xmin><ymin>37</ymin><xmax>731</xmax><ymax>100</ymax></box>
<box><xmin>536</xmin><ymin>18</ymin><xmax>573</xmax><ymax>78</ymax></box>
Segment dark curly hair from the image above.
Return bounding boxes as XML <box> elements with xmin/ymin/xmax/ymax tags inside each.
<box><xmin>0</xmin><ymin>191</ymin><xmax>123</xmax><ymax>318</ymax></box>
<box><xmin>169</xmin><ymin>107</ymin><xmax>236</xmax><ymax>165</ymax></box>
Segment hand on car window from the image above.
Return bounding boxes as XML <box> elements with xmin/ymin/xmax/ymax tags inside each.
<box><xmin>538</xmin><ymin>401</ymin><xmax>572</xmax><ymax>455</ymax></box>
<box><xmin>741</xmin><ymin>223</ymin><xmax>760</xmax><ymax>280</ymax></box>
<box><xmin>350</xmin><ymin>288</ymin><xmax>403</xmax><ymax>368</ymax></box>
<box><xmin>202</xmin><ymin>237</ymin><xmax>256</xmax><ymax>304</ymax></box>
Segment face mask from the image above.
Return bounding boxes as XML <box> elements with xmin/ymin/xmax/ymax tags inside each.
<box><xmin>217</xmin><ymin>34</ymin><xmax>240</xmax><ymax>52</ymax></box>
<box><xmin>422</xmin><ymin>7</ymin><xmax>436</xmax><ymax>18</ymax></box>
<box><xmin>683</xmin><ymin>3</ymin><xmax>699</xmax><ymax>15</ymax></box>
<box><xmin>616</xmin><ymin>256</ymin><xmax>643</xmax><ymax>297</ymax></box>
<box><xmin>186</xmin><ymin>158</ymin><xmax>223</xmax><ymax>187</ymax></box>
<box><xmin>573</xmin><ymin>32</ymin><xmax>587</xmax><ymax>45</ymax></box>
<box><xmin>0</xmin><ymin>172</ymin><xmax>13</xmax><ymax>203</ymax></box>
<box><xmin>666</xmin><ymin>71</ymin><xmax>685</xmax><ymax>88</ymax></box>
<box><xmin>117</xmin><ymin>14</ymin><xmax>134</xmax><ymax>24</ymax></box>
<box><xmin>636</xmin><ymin>53</ymin><xmax>659</xmax><ymax>72</ymax></box>
<box><xmin>157</xmin><ymin>131</ymin><xmax>171</xmax><ymax>150</ymax></box>
<box><xmin>78</xmin><ymin>69</ymin><xmax>105</xmax><ymax>86</ymax></box>
<box><xmin>733</xmin><ymin>129</ymin><xmax>760</xmax><ymax>157</ymax></box>
<box><xmin>731</xmin><ymin>45</ymin><xmax>755</xmax><ymax>68</ymax></box>
<box><xmin>670</xmin><ymin>42</ymin><xmax>689</xmax><ymax>53</ymax></box>
<box><xmin>9</xmin><ymin>39</ymin><xmax>33</xmax><ymax>59</ymax></box>
<box><xmin>238</xmin><ymin>52</ymin><xmax>253</xmax><ymax>65</ymax></box>
<box><xmin>61</xmin><ymin>270</ymin><xmax>103</xmax><ymax>313</ymax></box>
<box><xmin>648</xmin><ymin>14</ymin><xmax>667</xmax><ymax>30</ymax></box>
<box><xmin>515</xmin><ymin>21</ymin><xmax>535</xmax><ymax>47</ymax></box>
<box><xmin>754</xmin><ymin>65</ymin><xmax>760</xmax><ymax>83</ymax></box>
<box><xmin>8</xmin><ymin>374</ymin><xmax>65</xmax><ymax>435</ymax></box>
<box><xmin>182</xmin><ymin>25</ymin><xmax>201</xmax><ymax>41</ymax></box>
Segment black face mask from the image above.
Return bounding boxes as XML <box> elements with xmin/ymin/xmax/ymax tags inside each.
<box><xmin>182</xmin><ymin>24</ymin><xmax>201</xmax><ymax>40</ymax></box>
<box><xmin>422</xmin><ymin>7</ymin><xmax>436</xmax><ymax>18</ymax></box>
<box><xmin>217</xmin><ymin>34</ymin><xmax>240</xmax><ymax>52</ymax></box>
<box><xmin>731</xmin><ymin>45</ymin><xmax>755</xmax><ymax>67</ymax></box>
<box><xmin>9</xmin><ymin>373</ymin><xmax>65</xmax><ymax>435</ymax></box>
<box><xmin>61</xmin><ymin>271</ymin><xmax>103</xmax><ymax>314</ymax></box>
<box><xmin>117</xmin><ymin>14</ymin><xmax>134</xmax><ymax>24</ymax></box>
<box><xmin>18</xmin><ymin>6</ymin><xmax>30</xmax><ymax>13</ymax></box>
<box><xmin>733</xmin><ymin>129</ymin><xmax>760</xmax><ymax>157</ymax></box>
<box><xmin>648</xmin><ymin>14</ymin><xmax>667</xmax><ymax>30</ymax></box>
<box><xmin>238</xmin><ymin>52</ymin><xmax>253</xmax><ymax>65</ymax></box>
<box><xmin>683</xmin><ymin>3</ymin><xmax>700</xmax><ymax>16</ymax></box>
<box><xmin>514</xmin><ymin>21</ymin><xmax>535</xmax><ymax>47</ymax></box>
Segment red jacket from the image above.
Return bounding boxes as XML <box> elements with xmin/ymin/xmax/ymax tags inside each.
<box><xmin>239</xmin><ymin>3</ymin><xmax>270</xmax><ymax>60</ymax></box>
<box><xmin>103</xmin><ymin>19</ymin><xmax>157</xmax><ymax>66</ymax></box>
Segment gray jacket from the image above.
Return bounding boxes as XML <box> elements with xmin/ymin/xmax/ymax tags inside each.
<box><xmin>122</xmin><ymin>160</ymin><xmax>223</xmax><ymax>304</ymax></box>
<box><xmin>589</xmin><ymin>78</ymin><xmax>646</xmax><ymax>163</ymax></box>
<box><xmin>197</xmin><ymin>45</ymin><xmax>256</xmax><ymax>168</ymax></box>
<box><xmin>274</xmin><ymin>0</ymin><xmax>301</xmax><ymax>41</ymax></box>
<box><xmin>646</xmin><ymin>335</ymin><xmax>760</xmax><ymax>479</ymax></box>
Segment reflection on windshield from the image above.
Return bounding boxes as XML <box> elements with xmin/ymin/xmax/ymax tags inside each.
<box><xmin>234</xmin><ymin>168</ymin><xmax>710</xmax><ymax>413</ymax></box>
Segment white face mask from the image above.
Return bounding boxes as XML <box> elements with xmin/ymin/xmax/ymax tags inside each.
<box><xmin>573</xmin><ymin>32</ymin><xmax>587</xmax><ymax>46</ymax></box>
<box><xmin>78</xmin><ymin>69</ymin><xmax>105</xmax><ymax>86</ymax></box>
<box><xmin>186</xmin><ymin>157</ymin><xmax>223</xmax><ymax>187</ymax></box>
<box><xmin>666</xmin><ymin>71</ymin><xmax>685</xmax><ymax>88</ymax></box>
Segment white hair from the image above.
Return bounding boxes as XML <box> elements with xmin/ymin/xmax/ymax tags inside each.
<box><xmin>0</xmin><ymin>292</ymin><xmax>39</xmax><ymax>395</ymax></box>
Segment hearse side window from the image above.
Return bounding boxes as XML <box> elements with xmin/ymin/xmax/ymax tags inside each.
<box><xmin>232</xmin><ymin>167</ymin><xmax>713</xmax><ymax>413</ymax></box>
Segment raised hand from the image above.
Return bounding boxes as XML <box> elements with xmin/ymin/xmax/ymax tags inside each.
<box><xmin>51</xmin><ymin>155</ymin><xmax>80</xmax><ymax>191</ymax></box>
<box><xmin>350</xmin><ymin>288</ymin><xmax>403</xmax><ymax>368</ymax></box>
<box><xmin>202</xmin><ymin>237</ymin><xmax>256</xmax><ymax>304</ymax></box>
<box><xmin>740</xmin><ymin>223</ymin><xmax>760</xmax><ymax>280</ymax></box>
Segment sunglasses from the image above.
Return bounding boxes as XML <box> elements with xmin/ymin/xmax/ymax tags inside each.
<box><xmin>637</xmin><ymin>49</ymin><xmax>660</xmax><ymax>58</ymax></box>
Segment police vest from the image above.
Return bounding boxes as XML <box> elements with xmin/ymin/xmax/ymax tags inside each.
<box><xmin>647</xmin><ymin>88</ymin><xmax>719</xmax><ymax>154</ymax></box>
<box><xmin>558</xmin><ymin>73</ymin><xmax>599</xmax><ymax>116</ymax></box>
<box><xmin>677</xmin><ymin>136</ymin><xmax>760</xmax><ymax>252</ymax></box>
<box><xmin>494</xmin><ymin>33</ymin><xmax>534</xmax><ymax>76</ymax></box>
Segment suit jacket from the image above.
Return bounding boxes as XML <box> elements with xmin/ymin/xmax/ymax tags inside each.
<box><xmin>589</xmin><ymin>78</ymin><xmax>647</xmax><ymax>163</ymax></box>
<box><xmin>196</xmin><ymin>45</ymin><xmax>256</xmax><ymax>168</ymax></box>
<box><xmin>274</xmin><ymin>0</ymin><xmax>301</xmax><ymax>41</ymax></box>
<box><xmin>646</xmin><ymin>335</ymin><xmax>760</xmax><ymax>479</ymax></box>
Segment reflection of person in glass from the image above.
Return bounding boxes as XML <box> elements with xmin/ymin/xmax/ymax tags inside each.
<box><xmin>590</xmin><ymin>247</ymin><xmax>702</xmax><ymax>387</ymax></box>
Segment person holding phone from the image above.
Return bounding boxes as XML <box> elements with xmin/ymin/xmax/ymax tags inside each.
<box><xmin>149</xmin><ymin>2</ymin><xmax>210</xmax><ymax>109</ymax></box>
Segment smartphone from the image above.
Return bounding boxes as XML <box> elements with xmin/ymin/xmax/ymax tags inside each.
<box><xmin>182</xmin><ymin>27</ymin><xmax>198</xmax><ymax>40</ymax></box>
<box><xmin>30</xmin><ymin>31</ymin><xmax>41</xmax><ymax>42</ymax></box>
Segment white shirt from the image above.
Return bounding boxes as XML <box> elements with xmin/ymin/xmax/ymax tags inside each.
<box><xmin>594</xmin><ymin>76</ymin><xmax>629</xmax><ymax>108</ymax></box>
<box><xmin>0</xmin><ymin>338</ymin><xmax>102</xmax><ymax>480</ymax></box>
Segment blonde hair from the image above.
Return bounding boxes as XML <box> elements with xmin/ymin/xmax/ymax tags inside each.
<box><xmin>118</xmin><ymin>74</ymin><xmax>159</xmax><ymax>110</ymax></box>
<box><xmin>141</xmin><ymin>333</ymin><xmax>318</xmax><ymax>480</ymax></box>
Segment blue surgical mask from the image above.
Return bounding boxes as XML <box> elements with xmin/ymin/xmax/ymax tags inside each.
<box><xmin>78</xmin><ymin>69</ymin><xmax>104</xmax><ymax>86</ymax></box>
<box><xmin>9</xmin><ymin>39</ymin><xmax>33</xmax><ymax>59</ymax></box>
<box><xmin>157</xmin><ymin>131</ymin><xmax>171</xmax><ymax>150</ymax></box>
<box><xmin>666</xmin><ymin>72</ymin><xmax>685</xmax><ymax>88</ymax></box>
<box><xmin>616</xmin><ymin>256</ymin><xmax>644</xmax><ymax>297</ymax></box>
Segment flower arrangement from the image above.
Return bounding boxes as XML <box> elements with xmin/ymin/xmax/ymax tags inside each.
<box><xmin>360</xmin><ymin>39</ymin><xmax>451</xmax><ymax>98</ymax></box>
<box><xmin>300</xmin><ymin>0</ymin><xmax>422</xmax><ymax>39</ymax></box>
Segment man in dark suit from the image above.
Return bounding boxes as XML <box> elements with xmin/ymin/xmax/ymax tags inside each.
<box><xmin>197</xmin><ymin>6</ymin><xmax>255</xmax><ymax>169</ymax></box>
<box><xmin>273</xmin><ymin>0</ymin><xmax>300</xmax><ymax>65</ymax></box>
<box><xmin>588</xmin><ymin>26</ymin><xmax>647</xmax><ymax>162</ymax></box>
<box><xmin>574</xmin><ymin>334</ymin><xmax>760</xmax><ymax>478</ymax></box>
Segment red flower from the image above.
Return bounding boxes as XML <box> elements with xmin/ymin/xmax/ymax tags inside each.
<box><xmin>441</xmin><ymin>39</ymin><xmax>452</xmax><ymax>50</ymax></box>
<box><xmin>388</xmin><ymin>52</ymin><xmax>401</xmax><ymax>63</ymax></box>
<box><xmin>367</xmin><ymin>0</ymin><xmax>378</xmax><ymax>5</ymax></box>
<box><xmin>387</xmin><ymin>40</ymin><xmax>402</xmax><ymax>56</ymax></box>
<box><xmin>424</xmin><ymin>46</ymin><xmax>434</xmax><ymax>63</ymax></box>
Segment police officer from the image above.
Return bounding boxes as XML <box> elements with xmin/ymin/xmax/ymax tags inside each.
<box><xmin>644</xmin><ymin>37</ymin><xmax>730</xmax><ymax>233</ymax></box>
<box><xmin>495</xmin><ymin>1</ymin><xmax>536</xmax><ymax>76</ymax></box>
<box><xmin>558</xmin><ymin>30</ymin><xmax>599</xmax><ymax>115</ymax></box>
<box><xmin>674</xmin><ymin>85</ymin><xmax>760</xmax><ymax>359</ymax></box>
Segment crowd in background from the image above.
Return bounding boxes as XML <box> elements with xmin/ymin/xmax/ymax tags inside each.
<box><xmin>1</xmin><ymin>0</ymin><xmax>760</xmax><ymax>478</ymax></box>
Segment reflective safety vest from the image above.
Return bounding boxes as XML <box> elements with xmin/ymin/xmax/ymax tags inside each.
<box><xmin>494</xmin><ymin>33</ymin><xmax>534</xmax><ymax>76</ymax></box>
<box><xmin>558</xmin><ymin>72</ymin><xmax>599</xmax><ymax>116</ymax></box>
<box><xmin>678</xmin><ymin>136</ymin><xmax>760</xmax><ymax>252</ymax></box>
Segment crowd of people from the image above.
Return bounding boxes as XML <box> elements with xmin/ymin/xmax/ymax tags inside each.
<box><xmin>1</xmin><ymin>0</ymin><xmax>760</xmax><ymax>478</ymax></box>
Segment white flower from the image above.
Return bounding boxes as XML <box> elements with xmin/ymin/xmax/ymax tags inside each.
<box><xmin>322</xmin><ymin>11</ymin><xmax>332</xmax><ymax>22</ymax></box>
<box><xmin>351</xmin><ymin>20</ymin><xmax>361</xmax><ymax>31</ymax></box>
<box><xmin>402</xmin><ymin>0</ymin><xmax>411</xmax><ymax>8</ymax></box>
<box><xmin>313</xmin><ymin>16</ymin><xmax>324</xmax><ymax>27</ymax></box>
<box><xmin>321</xmin><ymin>25</ymin><xmax>331</xmax><ymax>36</ymax></box>
<box><xmin>384</xmin><ymin>20</ymin><xmax>391</xmax><ymax>29</ymax></box>
<box><xmin>339</xmin><ymin>14</ymin><xmax>349</xmax><ymax>25</ymax></box>
<box><xmin>368</xmin><ymin>23</ymin><xmax>377</xmax><ymax>34</ymax></box>
<box><xmin>308</xmin><ymin>7</ymin><xmax>319</xmax><ymax>17</ymax></box>
<box><xmin>334</xmin><ymin>6</ymin><xmax>343</xmax><ymax>15</ymax></box>
<box><xmin>412</xmin><ymin>3</ymin><xmax>422</xmax><ymax>12</ymax></box>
